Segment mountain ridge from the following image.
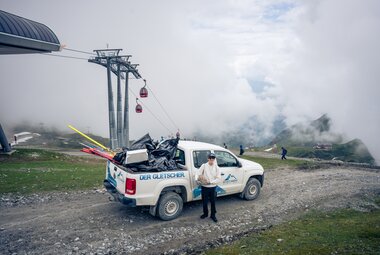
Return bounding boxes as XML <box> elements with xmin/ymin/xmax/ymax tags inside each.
<box><xmin>269</xmin><ymin>114</ymin><xmax>375</xmax><ymax>164</ymax></box>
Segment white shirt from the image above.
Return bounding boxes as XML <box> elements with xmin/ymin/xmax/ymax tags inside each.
<box><xmin>195</xmin><ymin>162</ymin><xmax>222</xmax><ymax>187</ymax></box>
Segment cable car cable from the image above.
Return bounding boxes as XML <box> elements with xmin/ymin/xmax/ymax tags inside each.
<box><xmin>39</xmin><ymin>53</ymin><xmax>88</xmax><ymax>60</ymax></box>
<box><xmin>146</xmin><ymin>85</ymin><xmax>179</xmax><ymax>131</ymax></box>
<box><xmin>40</xmin><ymin>50</ymin><xmax>178</xmax><ymax>134</ymax></box>
<box><xmin>136</xmin><ymin>78</ymin><xmax>179</xmax><ymax>131</ymax></box>
<box><xmin>129</xmin><ymin>88</ymin><xmax>173</xmax><ymax>134</ymax></box>
<box><xmin>62</xmin><ymin>47</ymin><xmax>96</xmax><ymax>55</ymax></box>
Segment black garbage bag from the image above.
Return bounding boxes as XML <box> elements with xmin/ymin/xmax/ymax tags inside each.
<box><xmin>151</xmin><ymin>137</ymin><xmax>179</xmax><ymax>159</ymax></box>
<box><xmin>130</xmin><ymin>157</ymin><xmax>178</xmax><ymax>172</ymax></box>
<box><xmin>121</xmin><ymin>135</ymin><xmax>180</xmax><ymax>172</ymax></box>
<box><xmin>129</xmin><ymin>133</ymin><xmax>156</xmax><ymax>151</ymax></box>
<box><xmin>113</xmin><ymin>151</ymin><xmax>126</xmax><ymax>164</ymax></box>
<box><xmin>165</xmin><ymin>158</ymin><xmax>178</xmax><ymax>170</ymax></box>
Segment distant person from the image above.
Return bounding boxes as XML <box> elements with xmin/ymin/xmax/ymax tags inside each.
<box><xmin>176</xmin><ymin>130</ymin><xmax>180</xmax><ymax>139</ymax></box>
<box><xmin>160</xmin><ymin>136</ymin><xmax>164</xmax><ymax>142</ymax></box>
<box><xmin>223</xmin><ymin>143</ymin><xmax>227</xmax><ymax>149</ymax></box>
<box><xmin>239</xmin><ymin>145</ymin><xmax>244</xmax><ymax>156</ymax></box>
<box><xmin>281</xmin><ymin>147</ymin><xmax>287</xmax><ymax>160</ymax></box>
<box><xmin>14</xmin><ymin>135</ymin><xmax>17</xmax><ymax>145</ymax></box>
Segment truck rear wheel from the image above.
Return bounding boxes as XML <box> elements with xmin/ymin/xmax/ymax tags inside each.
<box><xmin>242</xmin><ymin>178</ymin><xmax>261</xmax><ymax>200</ymax></box>
<box><xmin>157</xmin><ymin>192</ymin><xmax>183</xmax><ymax>221</ymax></box>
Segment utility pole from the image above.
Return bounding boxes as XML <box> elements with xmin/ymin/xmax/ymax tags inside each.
<box><xmin>123</xmin><ymin>71</ymin><xmax>130</xmax><ymax>147</ymax></box>
<box><xmin>106</xmin><ymin>56</ymin><xmax>118</xmax><ymax>149</ymax></box>
<box><xmin>89</xmin><ymin>49</ymin><xmax>142</xmax><ymax>149</ymax></box>
<box><xmin>116</xmin><ymin>64</ymin><xmax>123</xmax><ymax>148</ymax></box>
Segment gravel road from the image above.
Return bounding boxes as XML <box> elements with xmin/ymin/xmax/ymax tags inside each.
<box><xmin>1</xmin><ymin>165</ymin><xmax>379</xmax><ymax>255</ymax></box>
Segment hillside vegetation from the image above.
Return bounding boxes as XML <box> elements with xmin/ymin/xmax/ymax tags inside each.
<box><xmin>269</xmin><ymin>115</ymin><xmax>375</xmax><ymax>164</ymax></box>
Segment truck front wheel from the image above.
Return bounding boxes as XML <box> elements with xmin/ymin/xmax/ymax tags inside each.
<box><xmin>157</xmin><ymin>192</ymin><xmax>183</xmax><ymax>221</ymax></box>
<box><xmin>242</xmin><ymin>178</ymin><xmax>261</xmax><ymax>200</ymax></box>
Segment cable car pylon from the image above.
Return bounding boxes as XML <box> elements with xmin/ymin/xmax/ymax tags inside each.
<box><xmin>88</xmin><ymin>49</ymin><xmax>143</xmax><ymax>149</ymax></box>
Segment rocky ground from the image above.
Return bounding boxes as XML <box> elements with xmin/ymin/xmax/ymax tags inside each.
<box><xmin>1</xmin><ymin>165</ymin><xmax>379</xmax><ymax>255</ymax></box>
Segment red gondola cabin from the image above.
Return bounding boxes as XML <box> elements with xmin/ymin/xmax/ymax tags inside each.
<box><xmin>140</xmin><ymin>87</ymin><xmax>148</xmax><ymax>98</ymax></box>
<box><xmin>135</xmin><ymin>104</ymin><xmax>143</xmax><ymax>113</ymax></box>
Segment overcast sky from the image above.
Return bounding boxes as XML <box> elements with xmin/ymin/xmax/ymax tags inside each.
<box><xmin>1</xmin><ymin>0</ymin><xmax>379</xmax><ymax>162</ymax></box>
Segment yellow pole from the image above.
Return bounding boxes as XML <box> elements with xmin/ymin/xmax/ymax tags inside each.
<box><xmin>68</xmin><ymin>125</ymin><xmax>113</xmax><ymax>153</ymax></box>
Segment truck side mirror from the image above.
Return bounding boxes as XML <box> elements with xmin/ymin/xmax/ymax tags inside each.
<box><xmin>238</xmin><ymin>161</ymin><xmax>242</xmax><ymax>168</ymax></box>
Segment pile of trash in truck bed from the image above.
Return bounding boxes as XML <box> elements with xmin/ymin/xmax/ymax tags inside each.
<box><xmin>68</xmin><ymin>124</ymin><xmax>180</xmax><ymax>172</ymax></box>
<box><xmin>112</xmin><ymin>133</ymin><xmax>180</xmax><ymax>172</ymax></box>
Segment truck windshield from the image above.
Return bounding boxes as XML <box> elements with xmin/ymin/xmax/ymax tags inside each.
<box><xmin>193</xmin><ymin>150</ymin><xmax>211</xmax><ymax>168</ymax></box>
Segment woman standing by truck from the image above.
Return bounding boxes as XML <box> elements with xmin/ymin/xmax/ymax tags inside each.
<box><xmin>196</xmin><ymin>152</ymin><xmax>222</xmax><ymax>223</ymax></box>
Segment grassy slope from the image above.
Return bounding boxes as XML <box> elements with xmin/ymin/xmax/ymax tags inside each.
<box><xmin>207</xmin><ymin>207</ymin><xmax>380</xmax><ymax>255</ymax></box>
<box><xmin>0</xmin><ymin>148</ymin><xmax>106</xmax><ymax>194</ymax></box>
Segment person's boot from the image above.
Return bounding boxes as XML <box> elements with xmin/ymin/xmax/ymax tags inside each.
<box><xmin>211</xmin><ymin>215</ymin><xmax>218</xmax><ymax>223</ymax></box>
<box><xmin>200</xmin><ymin>214</ymin><xmax>208</xmax><ymax>219</ymax></box>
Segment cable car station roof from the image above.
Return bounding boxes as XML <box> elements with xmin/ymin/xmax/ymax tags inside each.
<box><xmin>0</xmin><ymin>10</ymin><xmax>60</xmax><ymax>54</ymax></box>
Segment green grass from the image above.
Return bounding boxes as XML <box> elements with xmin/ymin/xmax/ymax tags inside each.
<box><xmin>0</xmin><ymin>148</ymin><xmax>106</xmax><ymax>194</ymax></box>
<box><xmin>207</xmin><ymin>207</ymin><xmax>380</xmax><ymax>255</ymax></box>
<box><xmin>240</xmin><ymin>155</ymin><xmax>315</xmax><ymax>170</ymax></box>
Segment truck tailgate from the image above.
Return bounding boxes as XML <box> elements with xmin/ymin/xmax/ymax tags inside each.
<box><xmin>106</xmin><ymin>161</ymin><xmax>128</xmax><ymax>195</ymax></box>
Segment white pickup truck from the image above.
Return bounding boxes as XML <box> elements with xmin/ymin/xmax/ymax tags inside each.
<box><xmin>104</xmin><ymin>141</ymin><xmax>264</xmax><ymax>220</ymax></box>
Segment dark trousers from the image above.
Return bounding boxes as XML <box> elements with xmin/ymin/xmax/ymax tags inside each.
<box><xmin>281</xmin><ymin>154</ymin><xmax>287</xmax><ymax>160</ymax></box>
<box><xmin>201</xmin><ymin>186</ymin><xmax>216</xmax><ymax>217</ymax></box>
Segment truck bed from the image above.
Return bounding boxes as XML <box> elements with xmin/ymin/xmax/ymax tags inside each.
<box><xmin>110</xmin><ymin>161</ymin><xmax>187</xmax><ymax>174</ymax></box>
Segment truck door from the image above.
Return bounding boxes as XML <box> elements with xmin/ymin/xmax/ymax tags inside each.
<box><xmin>191</xmin><ymin>150</ymin><xmax>211</xmax><ymax>200</ymax></box>
<box><xmin>214</xmin><ymin>150</ymin><xmax>244</xmax><ymax>194</ymax></box>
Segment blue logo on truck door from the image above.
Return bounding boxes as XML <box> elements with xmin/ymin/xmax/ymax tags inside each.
<box><xmin>223</xmin><ymin>174</ymin><xmax>237</xmax><ymax>183</ymax></box>
<box><xmin>139</xmin><ymin>172</ymin><xmax>185</xmax><ymax>180</ymax></box>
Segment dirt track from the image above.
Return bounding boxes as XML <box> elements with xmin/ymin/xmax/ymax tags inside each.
<box><xmin>1</xmin><ymin>166</ymin><xmax>379</xmax><ymax>255</ymax></box>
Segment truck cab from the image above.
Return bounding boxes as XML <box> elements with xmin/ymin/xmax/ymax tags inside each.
<box><xmin>104</xmin><ymin>141</ymin><xmax>264</xmax><ymax>220</ymax></box>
